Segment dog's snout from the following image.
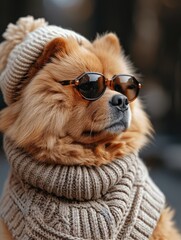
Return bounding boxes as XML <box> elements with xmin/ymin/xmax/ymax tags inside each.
<box><xmin>110</xmin><ymin>94</ymin><xmax>128</xmax><ymax>110</ymax></box>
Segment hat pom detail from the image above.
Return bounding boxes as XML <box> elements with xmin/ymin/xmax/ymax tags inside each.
<box><xmin>0</xmin><ymin>16</ymin><xmax>47</xmax><ymax>73</ymax></box>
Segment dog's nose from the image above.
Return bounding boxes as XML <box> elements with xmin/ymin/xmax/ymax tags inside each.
<box><xmin>110</xmin><ymin>94</ymin><xmax>129</xmax><ymax>110</ymax></box>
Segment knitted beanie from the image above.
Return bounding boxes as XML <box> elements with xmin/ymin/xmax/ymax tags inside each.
<box><xmin>0</xmin><ymin>16</ymin><xmax>89</xmax><ymax>105</ymax></box>
<box><xmin>0</xmin><ymin>137</ymin><xmax>165</xmax><ymax>240</ymax></box>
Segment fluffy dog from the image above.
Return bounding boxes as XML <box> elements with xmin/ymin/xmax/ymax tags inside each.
<box><xmin>0</xmin><ymin>16</ymin><xmax>180</xmax><ymax>240</ymax></box>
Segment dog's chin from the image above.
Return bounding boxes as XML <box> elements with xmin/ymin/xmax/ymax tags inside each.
<box><xmin>75</xmin><ymin>122</ymin><xmax>128</xmax><ymax>145</ymax></box>
<box><xmin>69</xmin><ymin>109</ymin><xmax>131</xmax><ymax>145</ymax></box>
<box><xmin>104</xmin><ymin>121</ymin><xmax>128</xmax><ymax>133</ymax></box>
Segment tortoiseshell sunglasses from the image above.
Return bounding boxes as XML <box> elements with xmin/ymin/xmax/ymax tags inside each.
<box><xmin>60</xmin><ymin>72</ymin><xmax>141</xmax><ymax>102</ymax></box>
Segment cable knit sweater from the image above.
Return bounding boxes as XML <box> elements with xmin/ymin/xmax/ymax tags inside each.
<box><xmin>0</xmin><ymin>137</ymin><xmax>165</xmax><ymax>240</ymax></box>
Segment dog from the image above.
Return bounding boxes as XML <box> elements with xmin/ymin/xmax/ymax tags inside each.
<box><xmin>0</xmin><ymin>16</ymin><xmax>180</xmax><ymax>240</ymax></box>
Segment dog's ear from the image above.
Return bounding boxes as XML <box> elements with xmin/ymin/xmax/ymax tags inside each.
<box><xmin>28</xmin><ymin>37</ymin><xmax>69</xmax><ymax>80</ymax></box>
<box><xmin>0</xmin><ymin>102</ymin><xmax>21</xmax><ymax>133</ymax></box>
<box><xmin>93</xmin><ymin>33</ymin><xmax>121</xmax><ymax>54</ymax></box>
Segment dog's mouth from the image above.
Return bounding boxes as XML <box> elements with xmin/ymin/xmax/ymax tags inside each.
<box><xmin>82</xmin><ymin>130</ymin><xmax>103</xmax><ymax>137</ymax></box>
<box><xmin>105</xmin><ymin>121</ymin><xmax>126</xmax><ymax>133</ymax></box>
<box><xmin>82</xmin><ymin>121</ymin><xmax>126</xmax><ymax>138</ymax></box>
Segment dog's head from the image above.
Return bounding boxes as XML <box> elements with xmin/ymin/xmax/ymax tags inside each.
<box><xmin>0</xmin><ymin>32</ymin><xmax>152</xmax><ymax>165</ymax></box>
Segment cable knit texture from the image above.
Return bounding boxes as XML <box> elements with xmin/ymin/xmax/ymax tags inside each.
<box><xmin>0</xmin><ymin>137</ymin><xmax>165</xmax><ymax>240</ymax></box>
<box><xmin>0</xmin><ymin>16</ymin><xmax>89</xmax><ymax>105</ymax></box>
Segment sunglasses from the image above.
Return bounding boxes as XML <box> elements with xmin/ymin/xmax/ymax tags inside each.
<box><xmin>60</xmin><ymin>72</ymin><xmax>141</xmax><ymax>102</ymax></box>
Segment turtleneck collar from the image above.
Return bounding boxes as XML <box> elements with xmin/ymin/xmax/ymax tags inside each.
<box><xmin>1</xmin><ymin>136</ymin><xmax>165</xmax><ymax>240</ymax></box>
<box><xmin>4</xmin><ymin>136</ymin><xmax>139</xmax><ymax>201</ymax></box>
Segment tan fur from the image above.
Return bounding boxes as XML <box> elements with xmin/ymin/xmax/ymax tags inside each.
<box><xmin>150</xmin><ymin>208</ymin><xmax>181</xmax><ymax>240</ymax></box>
<box><xmin>0</xmin><ymin>33</ymin><xmax>180</xmax><ymax>238</ymax></box>
<box><xmin>0</xmin><ymin>219</ymin><xmax>13</xmax><ymax>240</ymax></box>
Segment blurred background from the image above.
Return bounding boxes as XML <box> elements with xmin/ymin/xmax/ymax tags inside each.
<box><xmin>0</xmin><ymin>0</ymin><xmax>181</xmax><ymax>229</ymax></box>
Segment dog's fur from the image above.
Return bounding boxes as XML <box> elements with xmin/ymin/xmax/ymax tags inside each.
<box><xmin>0</xmin><ymin>34</ymin><xmax>180</xmax><ymax>239</ymax></box>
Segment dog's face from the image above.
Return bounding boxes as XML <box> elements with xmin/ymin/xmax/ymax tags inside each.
<box><xmin>0</xmin><ymin>33</ymin><xmax>151</xmax><ymax>165</ymax></box>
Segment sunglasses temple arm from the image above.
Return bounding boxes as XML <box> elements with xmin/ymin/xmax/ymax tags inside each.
<box><xmin>60</xmin><ymin>80</ymin><xmax>77</xmax><ymax>86</ymax></box>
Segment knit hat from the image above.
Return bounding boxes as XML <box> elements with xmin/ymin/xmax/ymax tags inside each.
<box><xmin>0</xmin><ymin>16</ymin><xmax>89</xmax><ymax>105</ymax></box>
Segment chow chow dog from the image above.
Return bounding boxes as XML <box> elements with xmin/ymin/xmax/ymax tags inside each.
<box><xmin>0</xmin><ymin>16</ymin><xmax>180</xmax><ymax>240</ymax></box>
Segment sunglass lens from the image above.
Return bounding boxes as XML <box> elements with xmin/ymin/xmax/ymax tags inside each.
<box><xmin>78</xmin><ymin>73</ymin><xmax>106</xmax><ymax>100</ymax></box>
<box><xmin>113</xmin><ymin>75</ymin><xmax>139</xmax><ymax>102</ymax></box>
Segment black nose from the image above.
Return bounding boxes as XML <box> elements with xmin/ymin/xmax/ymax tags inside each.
<box><xmin>110</xmin><ymin>94</ymin><xmax>129</xmax><ymax>110</ymax></box>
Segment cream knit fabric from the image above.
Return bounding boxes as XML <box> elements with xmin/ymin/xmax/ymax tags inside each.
<box><xmin>0</xmin><ymin>16</ymin><xmax>89</xmax><ymax>105</ymax></box>
<box><xmin>0</xmin><ymin>137</ymin><xmax>165</xmax><ymax>240</ymax></box>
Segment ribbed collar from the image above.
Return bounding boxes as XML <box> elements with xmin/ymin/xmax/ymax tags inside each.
<box><xmin>4</xmin><ymin>137</ymin><xmax>139</xmax><ymax>201</ymax></box>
